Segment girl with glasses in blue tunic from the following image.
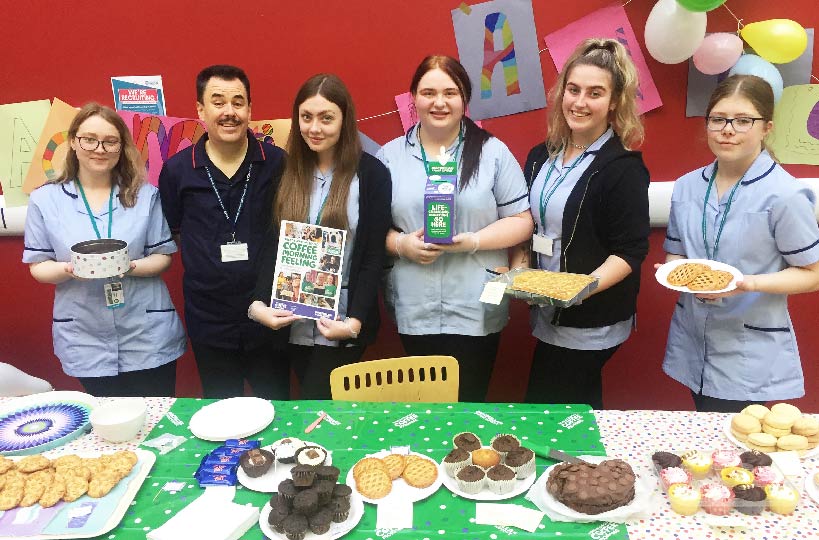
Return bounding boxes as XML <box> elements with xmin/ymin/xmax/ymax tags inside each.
<box><xmin>661</xmin><ymin>75</ymin><xmax>819</xmax><ymax>412</ymax></box>
<box><xmin>22</xmin><ymin>103</ymin><xmax>185</xmax><ymax>396</ymax></box>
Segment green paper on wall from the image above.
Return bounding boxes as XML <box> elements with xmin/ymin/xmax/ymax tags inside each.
<box><xmin>0</xmin><ymin>99</ymin><xmax>51</xmax><ymax>208</ymax></box>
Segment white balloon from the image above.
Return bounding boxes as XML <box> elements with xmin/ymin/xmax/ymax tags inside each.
<box><xmin>644</xmin><ymin>0</ymin><xmax>708</xmax><ymax>64</ymax></box>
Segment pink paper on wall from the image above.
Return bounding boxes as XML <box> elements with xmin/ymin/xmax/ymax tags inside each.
<box><xmin>118</xmin><ymin>111</ymin><xmax>206</xmax><ymax>186</ymax></box>
<box><xmin>395</xmin><ymin>92</ymin><xmax>482</xmax><ymax>132</ymax></box>
<box><xmin>542</xmin><ymin>3</ymin><xmax>662</xmax><ymax>114</ymax></box>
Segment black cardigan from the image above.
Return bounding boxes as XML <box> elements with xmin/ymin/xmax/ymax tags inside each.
<box><xmin>253</xmin><ymin>152</ymin><xmax>392</xmax><ymax>346</ymax></box>
<box><xmin>524</xmin><ymin>136</ymin><xmax>650</xmax><ymax>328</ymax></box>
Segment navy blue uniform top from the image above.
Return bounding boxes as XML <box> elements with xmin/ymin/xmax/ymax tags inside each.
<box><xmin>158</xmin><ymin>130</ymin><xmax>286</xmax><ymax>350</ymax></box>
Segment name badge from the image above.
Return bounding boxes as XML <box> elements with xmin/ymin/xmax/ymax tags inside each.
<box><xmin>221</xmin><ymin>242</ymin><xmax>249</xmax><ymax>262</ymax></box>
<box><xmin>105</xmin><ymin>281</ymin><xmax>125</xmax><ymax>309</ymax></box>
<box><xmin>532</xmin><ymin>234</ymin><xmax>554</xmax><ymax>256</ymax></box>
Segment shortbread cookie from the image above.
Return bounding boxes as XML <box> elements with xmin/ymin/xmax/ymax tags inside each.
<box><xmin>687</xmin><ymin>269</ymin><xmax>733</xmax><ymax>291</ymax></box>
<box><xmin>747</xmin><ymin>432</ymin><xmax>777</xmax><ymax>452</ymax></box>
<box><xmin>770</xmin><ymin>403</ymin><xmax>802</xmax><ymax>422</ymax></box>
<box><xmin>776</xmin><ymin>434</ymin><xmax>809</xmax><ymax>452</ymax></box>
<box><xmin>667</xmin><ymin>262</ymin><xmax>710</xmax><ymax>286</ymax></box>
<box><xmin>763</xmin><ymin>411</ymin><xmax>795</xmax><ymax>431</ymax></box>
<box><xmin>791</xmin><ymin>416</ymin><xmax>819</xmax><ymax>437</ymax></box>
<box><xmin>741</xmin><ymin>404</ymin><xmax>770</xmax><ymax>421</ymax></box>
<box><xmin>401</xmin><ymin>457</ymin><xmax>438</xmax><ymax>489</ymax></box>
<box><xmin>731</xmin><ymin>414</ymin><xmax>761</xmax><ymax>437</ymax></box>
<box><xmin>381</xmin><ymin>454</ymin><xmax>406</xmax><ymax>481</ymax></box>
<box><xmin>353</xmin><ymin>457</ymin><xmax>388</xmax><ymax>481</ymax></box>
<box><xmin>355</xmin><ymin>468</ymin><xmax>392</xmax><ymax>499</ymax></box>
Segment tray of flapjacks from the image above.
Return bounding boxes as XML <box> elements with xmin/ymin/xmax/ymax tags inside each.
<box><xmin>490</xmin><ymin>268</ymin><xmax>599</xmax><ymax>307</ymax></box>
<box><xmin>655</xmin><ymin>258</ymin><xmax>743</xmax><ymax>294</ymax></box>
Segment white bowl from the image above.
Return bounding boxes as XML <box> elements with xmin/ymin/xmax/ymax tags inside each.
<box><xmin>90</xmin><ymin>398</ymin><xmax>147</xmax><ymax>443</ymax></box>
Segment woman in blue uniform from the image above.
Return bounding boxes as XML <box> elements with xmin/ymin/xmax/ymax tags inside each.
<box><xmin>518</xmin><ymin>39</ymin><xmax>650</xmax><ymax>409</ymax></box>
<box><xmin>249</xmin><ymin>74</ymin><xmax>392</xmax><ymax>399</ymax></box>
<box><xmin>662</xmin><ymin>74</ymin><xmax>819</xmax><ymax>412</ymax></box>
<box><xmin>378</xmin><ymin>55</ymin><xmax>533</xmax><ymax>402</ymax></box>
<box><xmin>23</xmin><ymin>103</ymin><xmax>185</xmax><ymax>396</ymax></box>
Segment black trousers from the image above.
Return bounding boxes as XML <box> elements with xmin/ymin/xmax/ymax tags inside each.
<box><xmin>288</xmin><ymin>344</ymin><xmax>365</xmax><ymax>400</ymax></box>
<box><xmin>78</xmin><ymin>360</ymin><xmax>177</xmax><ymax>397</ymax></box>
<box><xmin>398</xmin><ymin>333</ymin><xmax>501</xmax><ymax>403</ymax></box>
<box><xmin>691</xmin><ymin>390</ymin><xmax>765</xmax><ymax>413</ymax></box>
<box><xmin>525</xmin><ymin>340</ymin><xmax>620</xmax><ymax>410</ymax></box>
<box><xmin>192</xmin><ymin>341</ymin><xmax>289</xmax><ymax>400</ymax></box>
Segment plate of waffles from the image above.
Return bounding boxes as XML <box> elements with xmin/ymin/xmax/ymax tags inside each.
<box><xmin>346</xmin><ymin>450</ymin><xmax>442</xmax><ymax>504</ymax></box>
<box><xmin>655</xmin><ymin>258</ymin><xmax>743</xmax><ymax>294</ymax></box>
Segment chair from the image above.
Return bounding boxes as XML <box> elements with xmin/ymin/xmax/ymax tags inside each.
<box><xmin>330</xmin><ymin>356</ymin><xmax>459</xmax><ymax>402</ymax></box>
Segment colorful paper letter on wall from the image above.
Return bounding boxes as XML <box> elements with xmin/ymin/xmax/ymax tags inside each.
<box><xmin>22</xmin><ymin>98</ymin><xmax>78</xmax><ymax>195</ymax></box>
<box><xmin>119</xmin><ymin>111</ymin><xmax>206</xmax><ymax>187</ymax></box>
<box><xmin>766</xmin><ymin>84</ymin><xmax>819</xmax><ymax>165</ymax></box>
<box><xmin>543</xmin><ymin>3</ymin><xmax>662</xmax><ymax>115</ymax></box>
<box><xmin>248</xmin><ymin>119</ymin><xmax>291</xmax><ymax>149</ymax></box>
<box><xmin>0</xmin><ymin>100</ymin><xmax>51</xmax><ymax>207</ymax></box>
<box><xmin>452</xmin><ymin>0</ymin><xmax>546</xmax><ymax>120</ymax></box>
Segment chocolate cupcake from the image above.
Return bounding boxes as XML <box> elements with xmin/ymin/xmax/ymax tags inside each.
<box><xmin>733</xmin><ymin>484</ymin><xmax>766</xmax><ymax>515</ymax></box>
<box><xmin>330</xmin><ymin>497</ymin><xmax>351</xmax><ymax>523</ymax></box>
<box><xmin>267</xmin><ymin>507</ymin><xmax>289</xmax><ymax>533</ymax></box>
<box><xmin>271</xmin><ymin>493</ymin><xmax>292</xmax><ymax>514</ymax></box>
<box><xmin>486</xmin><ymin>464</ymin><xmax>517</xmax><ymax>495</ymax></box>
<box><xmin>453</xmin><ymin>432</ymin><xmax>482</xmax><ymax>451</ymax></box>
<box><xmin>291</xmin><ymin>465</ymin><xmax>317</xmax><ymax>487</ymax></box>
<box><xmin>490</xmin><ymin>434</ymin><xmax>521</xmax><ymax>459</ymax></box>
<box><xmin>651</xmin><ymin>451</ymin><xmax>682</xmax><ymax>470</ymax></box>
<box><xmin>239</xmin><ymin>448</ymin><xmax>275</xmax><ymax>478</ymax></box>
<box><xmin>278</xmin><ymin>479</ymin><xmax>299</xmax><ymax>503</ymax></box>
<box><xmin>283</xmin><ymin>513</ymin><xmax>309</xmax><ymax>540</ymax></box>
<box><xmin>292</xmin><ymin>489</ymin><xmax>319</xmax><ymax>516</ymax></box>
<box><xmin>503</xmin><ymin>447</ymin><xmax>536</xmax><ymax>479</ymax></box>
<box><xmin>455</xmin><ymin>465</ymin><xmax>486</xmax><ymax>494</ymax></box>
<box><xmin>296</xmin><ymin>445</ymin><xmax>328</xmax><ymax>466</ymax></box>
<box><xmin>739</xmin><ymin>450</ymin><xmax>773</xmax><ymax>469</ymax></box>
<box><xmin>275</xmin><ymin>438</ymin><xmax>304</xmax><ymax>464</ymax></box>
<box><xmin>315</xmin><ymin>479</ymin><xmax>335</xmax><ymax>505</ymax></box>
<box><xmin>309</xmin><ymin>508</ymin><xmax>333</xmax><ymax>535</ymax></box>
<box><xmin>332</xmin><ymin>483</ymin><xmax>352</xmax><ymax>502</ymax></box>
<box><xmin>443</xmin><ymin>447</ymin><xmax>471</xmax><ymax>477</ymax></box>
<box><xmin>316</xmin><ymin>465</ymin><xmax>340</xmax><ymax>482</ymax></box>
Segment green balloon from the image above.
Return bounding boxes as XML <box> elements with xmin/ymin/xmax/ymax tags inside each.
<box><xmin>676</xmin><ymin>0</ymin><xmax>726</xmax><ymax>11</ymax></box>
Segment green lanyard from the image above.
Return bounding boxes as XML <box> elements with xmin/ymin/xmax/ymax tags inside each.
<box><xmin>76</xmin><ymin>179</ymin><xmax>114</xmax><ymax>239</ymax></box>
<box><xmin>538</xmin><ymin>150</ymin><xmax>586</xmax><ymax>232</ymax></box>
<box><xmin>419</xmin><ymin>125</ymin><xmax>463</xmax><ymax>176</ymax></box>
<box><xmin>701</xmin><ymin>166</ymin><xmax>744</xmax><ymax>260</ymax></box>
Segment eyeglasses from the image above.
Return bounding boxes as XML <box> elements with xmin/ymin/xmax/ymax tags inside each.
<box><xmin>75</xmin><ymin>136</ymin><xmax>122</xmax><ymax>153</ymax></box>
<box><xmin>705</xmin><ymin>116</ymin><xmax>764</xmax><ymax>133</ymax></box>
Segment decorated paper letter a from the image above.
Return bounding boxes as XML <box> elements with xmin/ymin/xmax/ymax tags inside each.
<box><xmin>481</xmin><ymin>12</ymin><xmax>521</xmax><ymax>99</ymax></box>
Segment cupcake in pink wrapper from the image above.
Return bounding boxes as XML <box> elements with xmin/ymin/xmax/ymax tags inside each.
<box><xmin>700</xmin><ymin>482</ymin><xmax>735</xmax><ymax>515</ymax></box>
<box><xmin>711</xmin><ymin>449</ymin><xmax>741</xmax><ymax>473</ymax></box>
<box><xmin>752</xmin><ymin>466</ymin><xmax>783</xmax><ymax>486</ymax></box>
<box><xmin>660</xmin><ymin>466</ymin><xmax>692</xmax><ymax>490</ymax></box>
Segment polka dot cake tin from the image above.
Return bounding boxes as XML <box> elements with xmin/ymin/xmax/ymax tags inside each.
<box><xmin>70</xmin><ymin>239</ymin><xmax>130</xmax><ymax>279</ymax></box>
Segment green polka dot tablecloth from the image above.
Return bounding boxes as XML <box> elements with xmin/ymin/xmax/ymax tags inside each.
<box><xmin>89</xmin><ymin>399</ymin><xmax>624</xmax><ymax>540</ymax></box>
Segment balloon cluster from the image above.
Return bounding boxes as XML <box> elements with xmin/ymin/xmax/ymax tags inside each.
<box><xmin>643</xmin><ymin>0</ymin><xmax>809</xmax><ymax>102</ymax></box>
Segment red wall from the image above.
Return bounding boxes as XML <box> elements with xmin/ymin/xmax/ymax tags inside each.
<box><xmin>2</xmin><ymin>1</ymin><xmax>817</xmax><ymax>410</ymax></box>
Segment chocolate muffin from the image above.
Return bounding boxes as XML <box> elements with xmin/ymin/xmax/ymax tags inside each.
<box><xmin>546</xmin><ymin>459</ymin><xmax>636</xmax><ymax>514</ymax></box>
<box><xmin>271</xmin><ymin>493</ymin><xmax>292</xmax><ymax>514</ymax></box>
<box><xmin>332</xmin><ymin>483</ymin><xmax>352</xmax><ymax>502</ymax></box>
<box><xmin>282</xmin><ymin>513</ymin><xmax>308</xmax><ymax>540</ymax></box>
<box><xmin>455</xmin><ymin>465</ymin><xmax>486</xmax><ymax>494</ymax></box>
<box><xmin>443</xmin><ymin>447</ymin><xmax>472</xmax><ymax>477</ymax></box>
<box><xmin>453</xmin><ymin>432</ymin><xmax>482</xmax><ymax>451</ymax></box>
<box><xmin>267</xmin><ymin>507</ymin><xmax>289</xmax><ymax>533</ymax></box>
<box><xmin>278</xmin><ymin>479</ymin><xmax>299</xmax><ymax>503</ymax></box>
<box><xmin>314</xmin><ymin>479</ymin><xmax>335</xmax><ymax>505</ymax></box>
<box><xmin>491</xmin><ymin>434</ymin><xmax>521</xmax><ymax>455</ymax></box>
<box><xmin>486</xmin><ymin>464</ymin><xmax>517</xmax><ymax>495</ymax></box>
<box><xmin>733</xmin><ymin>484</ymin><xmax>766</xmax><ymax>515</ymax></box>
<box><xmin>291</xmin><ymin>464</ymin><xmax>317</xmax><ymax>487</ymax></box>
<box><xmin>329</xmin><ymin>497</ymin><xmax>351</xmax><ymax>522</ymax></box>
<box><xmin>316</xmin><ymin>465</ymin><xmax>341</xmax><ymax>482</ymax></box>
<box><xmin>296</xmin><ymin>445</ymin><xmax>328</xmax><ymax>466</ymax></box>
<box><xmin>504</xmin><ymin>447</ymin><xmax>536</xmax><ymax>479</ymax></box>
<box><xmin>239</xmin><ymin>448</ymin><xmax>275</xmax><ymax>477</ymax></box>
<box><xmin>739</xmin><ymin>450</ymin><xmax>773</xmax><ymax>469</ymax></box>
<box><xmin>308</xmin><ymin>508</ymin><xmax>333</xmax><ymax>535</ymax></box>
<box><xmin>651</xmin><ymin>451</ymin><xmax>682</xmax><ymax>470</ymax></box>
<box><xmin>292</xmin><ymin>489</ymin><xmax>319</xmax><ymax>516</ymax></box>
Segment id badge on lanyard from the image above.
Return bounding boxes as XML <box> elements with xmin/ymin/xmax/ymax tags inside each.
<box><xmin>105</xmin><ymin>280</ymin><xmax>125</xmax><ymax>309</ymax></box>
<box><xmin>532</xmin><ymin>234</ymin><xmax>553</xmax><ymax>256</ymax></box>
<box><xmin>221</xmin><ymin>239</ymin><xmax>249</xmax><ymax>262</ymax></box>
<box><xmin>206</xmin><ymin>163</ymin><xmax>253</xmax><ymax>263</ymax></box>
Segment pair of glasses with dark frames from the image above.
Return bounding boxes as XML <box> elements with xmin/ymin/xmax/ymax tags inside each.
<box><xmin>75</xmin><ymin>136</ymin><xmax>122</xmax><ymax>153</ymax></box>
<box><xmin>705</xmin><ymin>116</ymin><xmax>764</xmax><ymax>133</ymax></box>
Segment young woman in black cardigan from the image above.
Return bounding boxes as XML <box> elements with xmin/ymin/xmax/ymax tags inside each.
<box><xmin>513</xmin><ymin>39</ymin><xmax>650</xmax><ymax>409</ymax></box>
<box><xmin>248</xmin><ymin>74</ymin><xmax>391</xmax><ymax>399</ymax></box>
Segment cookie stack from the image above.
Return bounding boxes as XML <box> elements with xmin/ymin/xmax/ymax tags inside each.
<box><xmin>351</xmin><ymin>453</ymin><xmax>438</xmax><ymax>499</ymax></box>
<box><xmin>730</xmin><ymin>403</ymin><xmax>819</xmax><ymax>455</ymax></box>
<box><xmin>546</xmin><ymin>459</ymin><xmax>636</xmax><ymax>514</ymax></box>
<box><xmin>666</xmin><ymin>262</ymin><xmax>733</xmax><ymax>291</ymax></box>
<box><xmin>267</xmin><ymin>464</ymin><xmax>348</xmax><ymax>539</ymax></box>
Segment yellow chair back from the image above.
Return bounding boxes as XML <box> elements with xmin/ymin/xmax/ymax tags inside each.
<box><xmin>330</xmin><ymin>356</ymin><xmax>459</xmax><ymax>402</ymax></box>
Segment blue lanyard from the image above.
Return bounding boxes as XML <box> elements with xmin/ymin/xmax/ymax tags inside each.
<box><xmin>75</xmin><ymin>180</ymin><xmax>114</xmax><ymax>239</ymax></box>
<box><xmin>313</xmin><ymin>169</ymin><xmax>333</xmax><ymax>225</ymax></box>
<box><xmin>205</xmin><ymin>163</ymin><xmax>252</xmax><ymax>241</ymax></box>
<box><xmin>537</xmin><ymin>151</ymin><xmax>586</xmax><ymax>232</ymax></box>
<box><xmin>701</xmin><ymin>165</ymin><xmax>744</xmax><ymax>260</ymax></box>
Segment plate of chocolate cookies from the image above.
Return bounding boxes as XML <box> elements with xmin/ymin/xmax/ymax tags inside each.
<box><xmin>527</xmin><ymin>456</ymin><xmax>653</xmax><ymax>523</ymax></box>
<box><xmin>237</xmin><ymin>437</ymin><xmax>333</xmax><ymax>493</ymax></box>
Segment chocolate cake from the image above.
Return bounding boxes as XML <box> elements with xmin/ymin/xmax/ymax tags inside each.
<box><xmin>651</xmin><ymin>451</ymin><xmax>682</xmax><ymax>470</ymax></box>
<box><xmin>739</xmin><ymin>450</ymin><xmax>772</xmax><ymax>469</ymax></box>
<box><xmin>546</xmin><ymin>459</ymin><xmax>636</xmax><ymax>514</ymax></box>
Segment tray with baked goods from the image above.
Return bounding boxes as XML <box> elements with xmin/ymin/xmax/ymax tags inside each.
<box><xmin>490</xmin><ymin>268</ymin><xmax>598</xmax><ymax>307</ymax></box>
<box><xmin>650</xmin><ymin>448</ymin><xmax>801</xmax><ymax>521</ymax></box>
<box><xmin>438</xmin><ymin>432</ymin><xmax>537</xmax><ymax>501</ymax></box>
<box><xmin>346</xmin><ymin>449</ymin><xmax>442</xmax><ymax>505</ymax></box>
<box><xmin>0</xmin><ymin>448</ymin><xmax>154</xmax><ymax>540</ymax></box>
<box><xmin>725</xmin><ymin>402</ymin><xmax>819</xmax><ymax>459</ymax></box>
<box><xmin>525</xmin><ymin>455</ymin><xmax>654</xmax><ymax>523</ymax></box>
<box><xmin>655</xmin><ymin>258</ymin><xmax>743</xmax><ymax>294</ymax></box>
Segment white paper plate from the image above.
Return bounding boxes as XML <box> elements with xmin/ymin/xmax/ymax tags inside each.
<box><xmin>655</xmin><ymin>258</ymin><xmax>743</xmax><ymax>294</ymax></box>
<box><xmin>346</xmin><ymin>450</ymin><xmax>443</xmax><ymax>505</ymax></box>
<box><xmin>722</xmin><ymin>416</ymin><xmax>819</xmax><ymax>459</ymax></box>
<box><xmin>526</xmin><ymin>456</ymin><xmax>653</xmax><ymax>523</ymax></box>
<box><xmin>438</xmin><ymin>459</ymin><xmax>536</xmax><ymax>501</ymax></box>
<box><xmin>805</xmin><ymin>469</ymin><xmax>819</xmax><ymax>505</ymax></box>
<box><xmin>189</xmin><ymin>397</ymin><xmax>275</xmax><ymax>441</ymax></box>
<box><xmin>258</xmin><ymin>491</ymin><xmax>364</xmax><ymax>540</ymax></box>
<box><xmin>237</xmin><ymin>442</ymin><xmax>332</xmax><ymax>492</ymax></box>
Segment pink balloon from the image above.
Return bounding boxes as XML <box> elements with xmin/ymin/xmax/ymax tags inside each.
<box><xmin>693</xmin><ymin>33</ymin><xmax>744</xmax><ymax>74</ymax></box>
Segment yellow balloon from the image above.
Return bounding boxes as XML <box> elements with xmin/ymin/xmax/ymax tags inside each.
<box><xmin>741</xmin><ymin>19</ymin><xmax>808</xmax><ymax>64</ymax></box>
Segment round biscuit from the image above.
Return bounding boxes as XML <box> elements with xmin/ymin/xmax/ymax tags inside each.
<box><xmin>791</xmin><ymin>416</ymin><xmax>819</xmax><ymax>437</ymax></box>
<box><xmin>741</xmin><ymin>404</ymin><xmax>770</xmax><ymax>420</ymax></box>
<box><xmin>776</xmin><ymin>434</ymin><xmax>809</xmax><ymax>451</ymax></box>
<box><xmin>762</xmin><ymin>411</ymin><xmax>794</xmax><ymax>431</ymax></box>
<box><xmin>730</xmin><ymin>429</ymin><xmax>749</xmax><ymax>442</ymax></box>
<box><xmin>731</xmin><ymin>413</ymin><xmax>761</xmax><ymax>435</ymax></box>
<box><xmin>770</xmin><ymin>402</ymin><xmax>802</xmax><ymax>421</ymax></box>
<box><xmin>761</xmin><ymin>423</ymin><xmax>791</xmax><ymax>438</ymax></box>
<box><xmin>354</xmin><ymin>468</ymin><xmax>392</xmax><ymax>499</ymax></box>
<box><xmin>747</xmin><ymin>432</ymin><xmax>777</xmax><ymax>447</ymax></box>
